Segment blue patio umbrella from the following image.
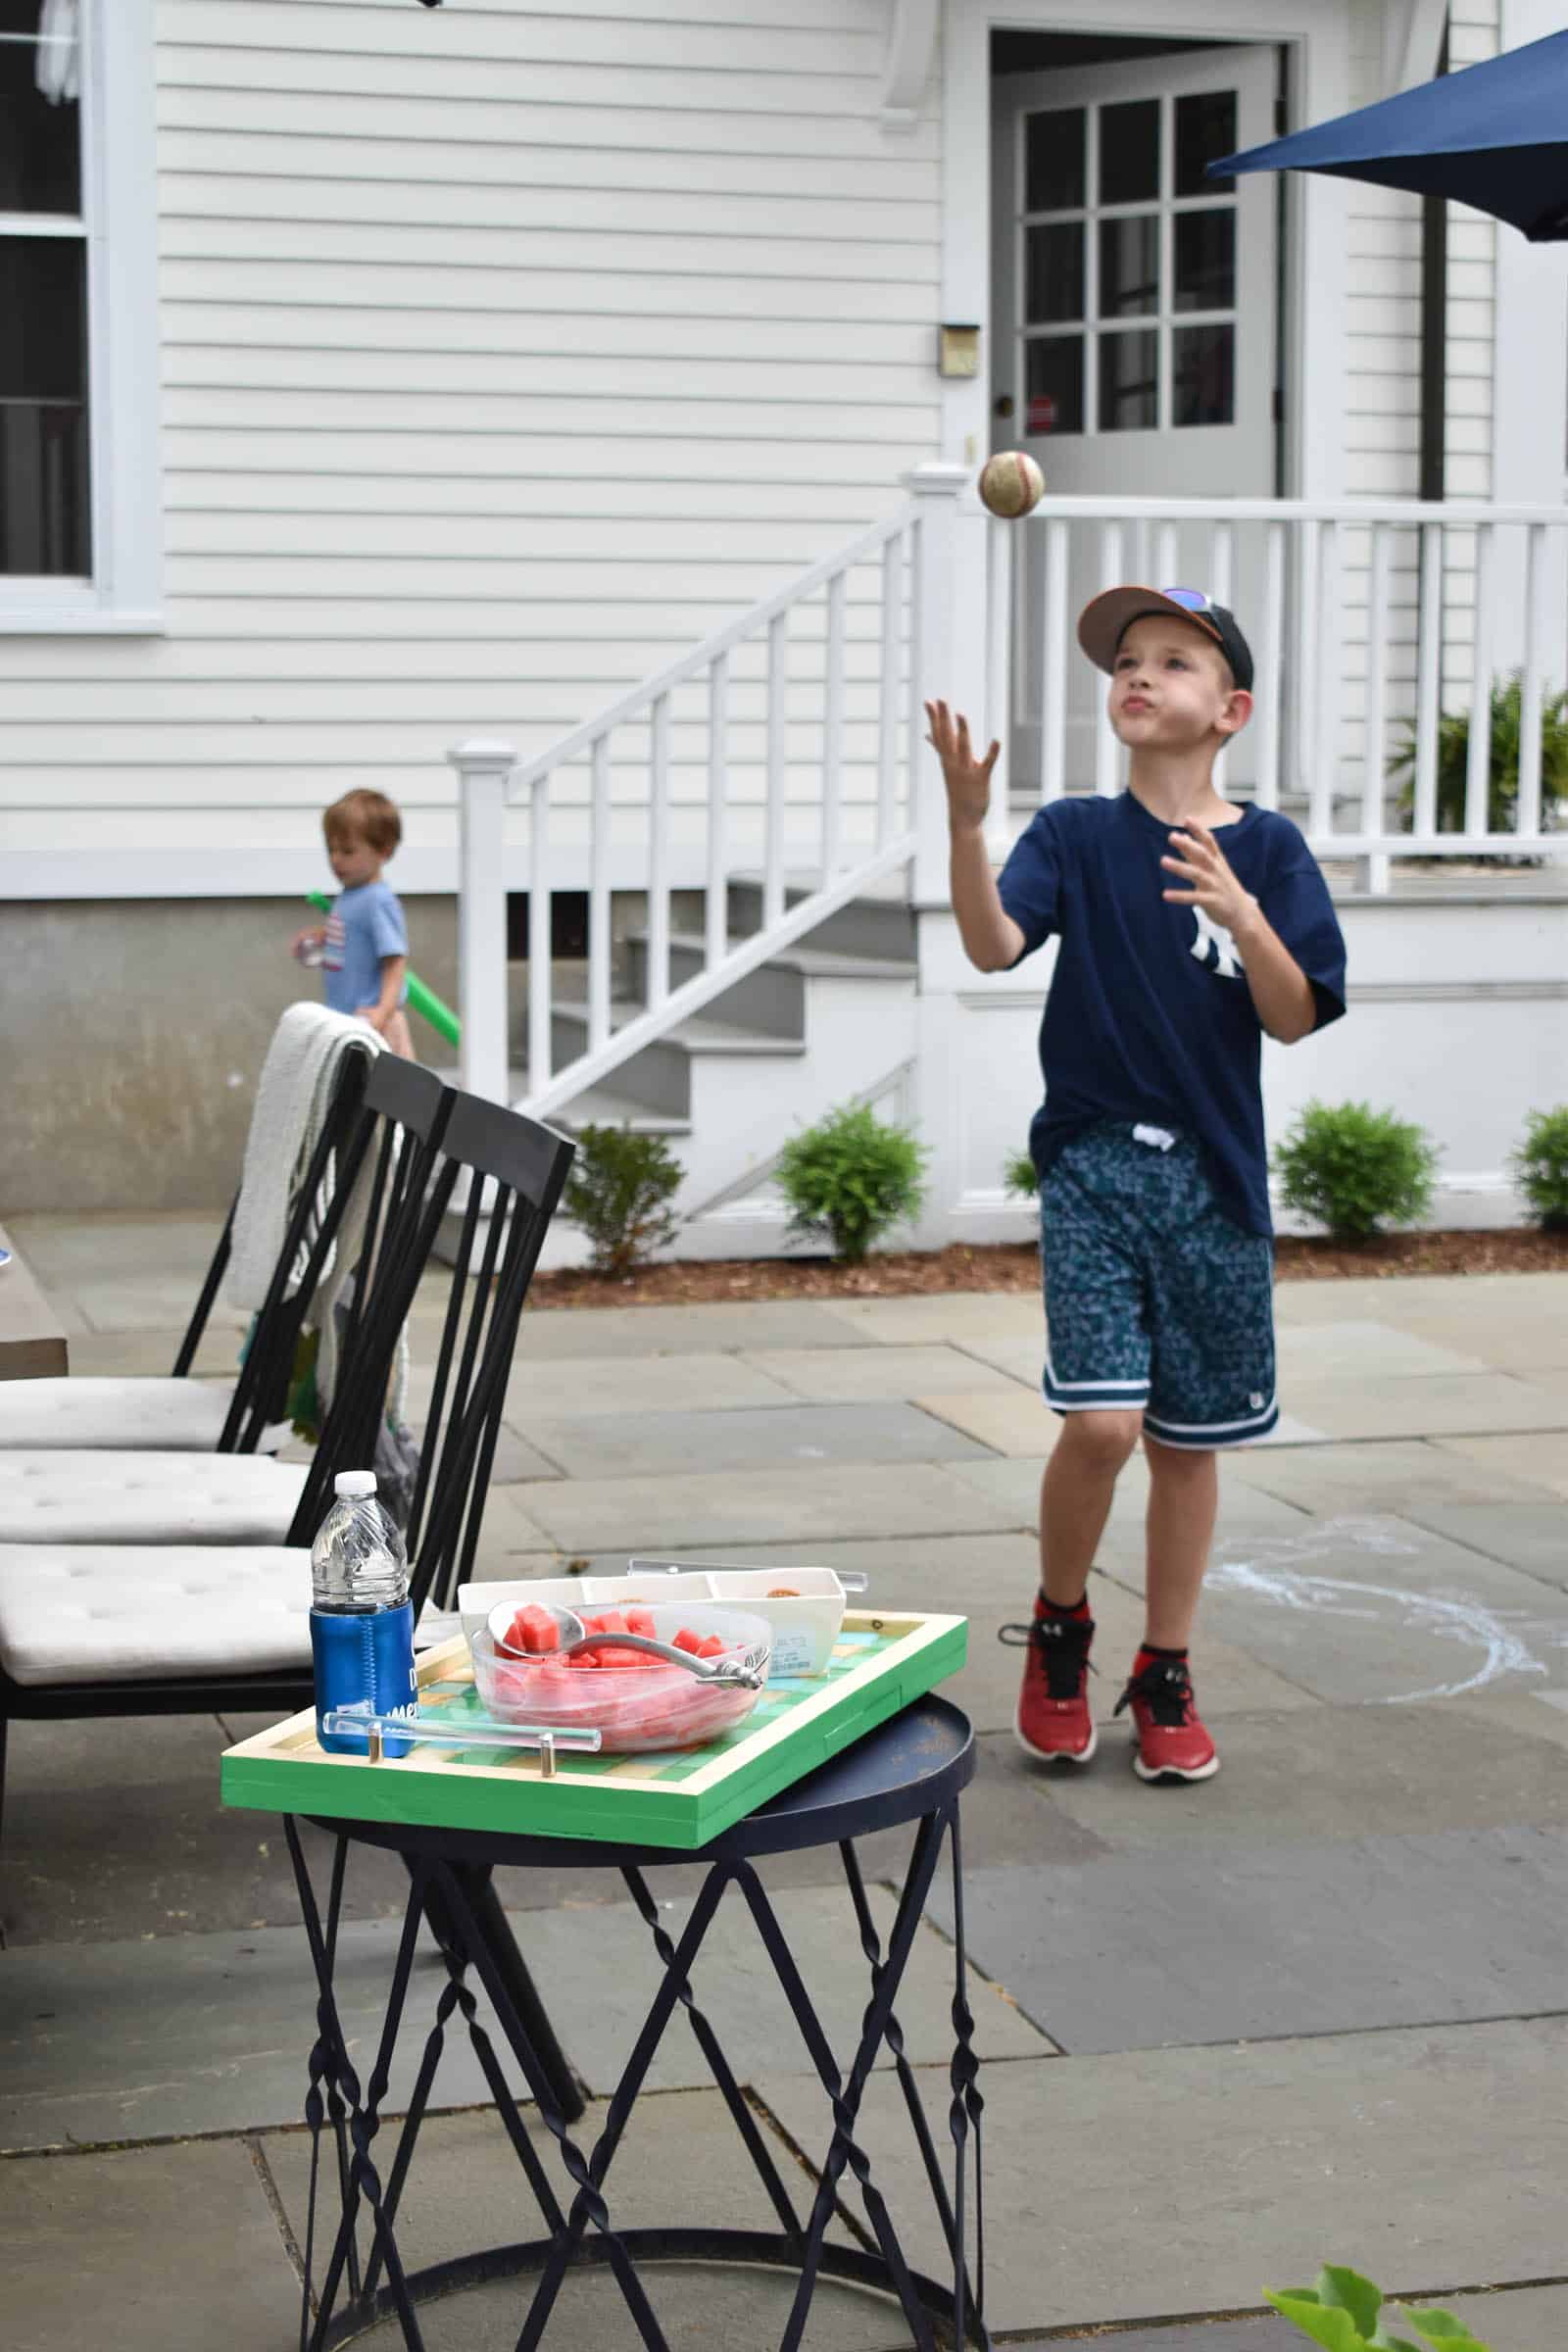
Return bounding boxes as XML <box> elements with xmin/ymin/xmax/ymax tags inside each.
<box><xmin>1211</xmin><ymin>25</ymin><xmax>1568</xmax><ymax>240</ymax></box>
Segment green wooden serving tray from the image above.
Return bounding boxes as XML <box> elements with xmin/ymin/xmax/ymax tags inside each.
<box><xmin>220</xmin><ymin>1609</ymin><xmax>967</xmax><ymax>1851</ymax></box>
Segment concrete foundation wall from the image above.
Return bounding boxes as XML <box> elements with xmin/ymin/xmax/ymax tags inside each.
<box><xmin>0</xmin><ymin>897</ymin><xmax>460</xmax><ymax>1212</ymax></box>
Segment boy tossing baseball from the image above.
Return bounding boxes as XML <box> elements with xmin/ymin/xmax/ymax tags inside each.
<box><xmin>927</xmin><ymin>585</ymin><xmax>1347</xmax><ymax>1782</ymax></box>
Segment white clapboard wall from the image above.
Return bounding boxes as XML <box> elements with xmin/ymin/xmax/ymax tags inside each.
<box><xmin>0</xmin><ymin>0</ymin><xmax>941</xmax><ymax>892</ymax></box>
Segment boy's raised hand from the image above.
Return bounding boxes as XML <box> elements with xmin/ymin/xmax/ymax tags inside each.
<box><xmin>925</xmin><ymin>701</ymin><xmax>1000</xmax><ymax>833</ymax></box>
<box><xmin>1160</xmin><ymin>824</ymin><xmax>1259</xmax><ymax>941</ymax></box>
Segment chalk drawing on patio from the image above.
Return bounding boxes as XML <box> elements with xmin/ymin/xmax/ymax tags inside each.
<box><xmin>1207</xmin><ymin>1516</ymin><xmax>1555</xmax><ymax>1704</ymax></box>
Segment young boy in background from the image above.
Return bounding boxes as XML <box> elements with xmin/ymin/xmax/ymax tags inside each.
<box><xmin>927</xmin><ymin>585</ymin><xmax>1346</xmax><ymax>1783</ymax></box>
<box><xmin>294</xmin><ymin>788</ymin><xmax>416</xmax><ymax>1059</ymax></box>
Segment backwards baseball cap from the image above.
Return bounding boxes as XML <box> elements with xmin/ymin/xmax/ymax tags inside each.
<box><xmin>1078</xmin><ymin>584</ymin><xmax>1253</xmax><ymax>694</ymax></box>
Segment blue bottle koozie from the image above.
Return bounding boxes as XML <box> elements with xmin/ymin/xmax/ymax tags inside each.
<box><xmin>311</xmin><ymin>1600</ymin><xmax>417</xmax><ymax>1756</ymax></box>
<box><xmin>310</xmin><ymin>1469</ymin><xmax>417</xmax><ymax>1757</ymax></box>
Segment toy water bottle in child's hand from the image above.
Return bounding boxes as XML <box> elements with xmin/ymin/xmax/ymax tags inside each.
<box><xmin>310</xmin><ymin>1470</ymin><xmax>417</xmax><ymax>1755</ymax></box>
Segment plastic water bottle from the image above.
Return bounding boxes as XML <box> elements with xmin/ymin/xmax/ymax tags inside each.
<box><xmin>309</xmin><ymin>1469</ymin><xmax>417</xmax><ymax>1756</ymax></box>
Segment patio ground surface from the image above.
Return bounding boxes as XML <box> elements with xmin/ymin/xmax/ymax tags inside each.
<box><xmin>3</xmin><ymin>1214</ymin><xmax>1567</xmax><ymax>2351</ymax></box>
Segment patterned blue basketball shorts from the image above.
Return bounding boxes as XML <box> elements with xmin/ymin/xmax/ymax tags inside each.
<box><xmin>1039</xmin><ymin>1123</ymin><xmax>1278</xmax><ymax>1449</ymax></box>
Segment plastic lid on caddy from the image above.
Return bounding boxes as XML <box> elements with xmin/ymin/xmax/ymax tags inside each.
<box><xmin>333</xmin><ymin>1469</ymin><xmax>377</xmax><ymax>1499</ymax></box>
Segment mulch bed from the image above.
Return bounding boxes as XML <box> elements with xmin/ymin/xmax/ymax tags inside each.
<box><xmin>528</xmin><ymin>1227</ymin><xmax>1568</xmax><ymax>1312</ymax></box>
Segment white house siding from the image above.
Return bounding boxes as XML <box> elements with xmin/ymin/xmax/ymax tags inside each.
<box><xmin>1</xmin><ymin>0</ymin><xmax>943</xmax><ymax>895</ymax></box>
<box><xmin>1338</xmin><ymin>0</ymin><xmax>1498</xmax><ymax>812</ymax></box>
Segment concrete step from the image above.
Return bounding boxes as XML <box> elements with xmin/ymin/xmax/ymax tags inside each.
<box><xmin>434</xmin><ymin>1065</ymin><xmax>689</xmax><ymax>1137</ymax></box>
<box><xmin>624</xmin><ymin>929</ymin><xmax>915</xmax><ymax>1040</ymax></box>
<box><xmin>548</xmin><ymin>996</ymin><xmax>804</xmax><ymax>1118</ymax></box>
<box><xmin>726</xmin><ymin>873</ymin><xmax>917</xmax><ymax>963</ymax></box>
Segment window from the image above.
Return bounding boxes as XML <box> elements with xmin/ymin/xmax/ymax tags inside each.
<box><xmin>1018</xmin><ymin>86</ymin><xmax>1241</xmax><ymax>437</ymax></box>
<box><xmin>0</xmin><ymin>0</ymin><xmax>160</xmax><ymax>629</ymax></box>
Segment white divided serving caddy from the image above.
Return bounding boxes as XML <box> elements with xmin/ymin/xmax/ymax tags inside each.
<box><xmin>458</xmin><ymin>1559</ymin><xmax>866</xmax><ymax>1680</ymax></box>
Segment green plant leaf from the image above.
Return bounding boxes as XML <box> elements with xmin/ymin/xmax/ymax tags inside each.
<box><xmin>1403</xmin><ymin>2311</ymin><xmax>1490</xmax><ymax>2350</ymax></box>
<box><xmin>1263</xmin><ymin>2288</ymin><xmax>1369</xmax><ymax>2350</ymax></box>
<box><xmin>1316</xmin><ymin>2268</ymin><xmax>1383</xmax><ymax>2337</ymax></box>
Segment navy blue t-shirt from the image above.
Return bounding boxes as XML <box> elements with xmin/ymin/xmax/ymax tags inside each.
<box><xmin>997</xmin><ymin>792</ymin><xmax>1347</xmax><ymax>1237</ymax></box>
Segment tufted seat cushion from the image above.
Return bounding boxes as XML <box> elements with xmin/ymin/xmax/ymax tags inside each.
<box><xmin>0</xmin><ymin>1452</ymin><xmax>309</xmax><ymax>1545</ymax></box>
<box><xmin>0</xmin><ymin>1378</ymin><xmax>284</xmax><ymax>1453</ymax></box>
<box><xmin>0</xmin><ymin>1543</ymin><xmax>315</xmax><ymax>1684</ymax></box>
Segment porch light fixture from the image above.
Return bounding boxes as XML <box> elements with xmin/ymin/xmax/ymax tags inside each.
<box><xmin>939</xmin><ymin>323</ymin><xmax>981</xmax><ymax>378</ymax></box>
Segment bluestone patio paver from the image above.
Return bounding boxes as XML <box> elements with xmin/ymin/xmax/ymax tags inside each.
<box><xmin>927</xmin><ymin>1826</ymin><xmax>1568</xmax><ymax>2053</ymax></box>
<box><xmin>506</xmin><ymin>1298</ymin><xmax>885</xmax><ymax>1358</ymax></box>
<box><xmin>1038</xmin><ymin>1691</ymin><xmax>1568</xmax><ymax>1848</ymax></box>
<box><xmin>504</xmin><ymin>1348</ymin><xmax>803</xmax><ymax>1422</ymax></box>
<box><xmin>1225</xmin><ymin>1435</ymin><xmax>1563</xmax><ymax>1510</ymax></box>
<box><xmin>1432</xmin><ymin>1429</ymin><xmax>1568</xmax><ymax>1497</ymax></box>
<box><xmin>0</xmin><ymin>1886</ymin><xmax>1045</xmax><ymax>2150</ymax></box>
<box><xmin>911</xmin><ymin>1385</ymin><xmax>1056</xmax><ymax>1455</ymax></box>
<box><xmin>1275</xmin><ymin>1370</ymin><xmax>1568</xmax><ymax>1443</ymax></box>
<box><xmin>0</xmin><ymin>2134</ymin><xmax>300</xmax><ymax>2352</ymax></box>
<box><xmin>740</xmin><ymin>1343</ymin><xmax>1028</xmax><ymax>1402</ymax></box>
<box><xmin>1273</xmin><ymin>1316</ymin><xmax>1490</xmax><ymax>1380</ymax></box>
<box><xmin>511</xmin><ymin>1399</ymin><xmax>996</xmax><ymax>1484</ymax></box>
<box><xmin>1376</xmin><ymin>1497</ymin><xmax>1568</xmax><ymax>1591</ymax></box>
<box><xmin>813</xmin><ymin>1292</ymin><xmax>1047</xmax><ymax>1345</ymax></box>
<box><xmin>261</xmin><ymin>2094</ymin><xmax>902</xmax><ymax>2352</ymax></box>
<box><xmin>760</xmin><ymin>2016</ymin><xmax>1568</xmax><ymax>2335</ymax></box>
<box><xmin>504</xmin><ymin>1459</ymin><xmax>1028</xmax><ymax>1552</ymax></box>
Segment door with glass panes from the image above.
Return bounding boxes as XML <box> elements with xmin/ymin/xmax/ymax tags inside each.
<box><xmin>991</xmin><ymin>48</ymin><xmax>1277</xmax><ymax>788</ymax></box>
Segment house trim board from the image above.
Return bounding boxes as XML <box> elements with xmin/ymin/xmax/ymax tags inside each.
<box><xmin>0</xmin><ymin>0</ymin><xmax>163</xmax><ymax>634</ymax></box>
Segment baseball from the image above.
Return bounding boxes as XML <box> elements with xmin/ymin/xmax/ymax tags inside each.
<box><xmin>978</xmin><ymin>450</ymin><xmax>1045</xmax><ymax>519</ymax></box>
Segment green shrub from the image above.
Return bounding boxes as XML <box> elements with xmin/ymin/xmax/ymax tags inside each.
<box><xmin>776</xmin><ymin>1102</ymin><xmax>929</xmax><ymax>1264</ymax></box>
<box><xmin>1274</xmin><ymin>1101</ymin><xmax>1439</xmax><ymax>1244</ymax></box>
<box><xmin>1266</xmin><ymin>2263</ymin><xmax>1489</xmax><ymax>2351</ymax></box>
<box><xmin>1510</xmin><ymin>1104</ymin><xmax>1568</xmax><ymax>1231</ymax></box>
<box><xmin>564</xmin><ymin>1122</ymin><xmax>683</xmax><ymax>1276</ymax></box>
<box><xmin>1389</xmin><ymin>670</ymin><xmax>1568</xmax><ymax>838</ymax></box>
<box><xmin>1004</xmin><ymin>1150</ymin><xmax>1039</xmax><ymax>1200</ymax></box>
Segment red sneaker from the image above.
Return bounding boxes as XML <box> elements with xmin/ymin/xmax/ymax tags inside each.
<box><xmin>1000</xmin><ymin>1600</ymin><xmax>1097</xmax><ymax>1766</ymax></box>
<box><xmin>1113</xmin><ymin>1652</ymin><xmax>1218</xmax><ymax>1782</ymax></box>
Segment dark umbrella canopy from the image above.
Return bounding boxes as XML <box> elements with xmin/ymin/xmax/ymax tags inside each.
<box><xmin>1211</xmin><ymin>26</ymin><xmax>1568</xmax><ymax>240</ymax></box>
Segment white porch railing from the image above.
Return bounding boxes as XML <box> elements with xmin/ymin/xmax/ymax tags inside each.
<box><xmin>451</xmin><ymin>471</ymin><xmax>1568</xmax><ymax>1114</ymax></box>
<box><xmin>449</xmin><ymin>465</ymin><xmax>972</xmax><ymax>1113</ymax></box>
<box><xmin>991</xmin><ymin>493</ymin><xmax>1568</xmax><ymax>890</ymax></box>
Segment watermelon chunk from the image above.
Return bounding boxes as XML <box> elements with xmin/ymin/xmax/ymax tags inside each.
<box><xmin>672</xmin><ymin>1627</ymin><xmax>704</xmax><ymax>1655</ymax></box>
<box><xmin>695</xmin><ymin>1634</ymin><xmax>725</xmax><ymax>1659</ymax></box>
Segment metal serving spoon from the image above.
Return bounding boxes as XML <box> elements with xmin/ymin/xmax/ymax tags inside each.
<box><xmin>486</xmin><ymin>1601</ymin><xmax>766</xmax><ymax>1690</ymax></box>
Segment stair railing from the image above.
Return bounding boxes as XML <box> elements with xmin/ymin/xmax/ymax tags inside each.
<box><xmin>451</xmin><ymin>463</ymin><xmax>971</xmax><ymax>1118</ymax></box>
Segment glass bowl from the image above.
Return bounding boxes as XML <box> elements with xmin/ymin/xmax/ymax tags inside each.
<box><xmin>467</xmin><ymin>1602</ymin><xmax>772</xmax><ymax>1754</ymax></box>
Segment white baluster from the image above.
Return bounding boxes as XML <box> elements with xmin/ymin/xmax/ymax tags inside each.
<box><xmin>1040</xmin><ymin>517</ymin><xmax>1069</xmax><ymax>805</ymax></box>
<box><xmin>1310</xmin><ymin>520</ymin><xmax>1339</xmax><ymax>839</ymax></box>
<box><xmin>648</xmin><ymin>690</ymin><xmax>671</xmax><ymax>1006</ymax></box>
<box><xmin>1096</xmin><ymin>521</ymin><xmax>1123</xmax><ymax>796</ymax></box>
<box><xmin>1412</xmin><ymin>521</ymin><xmax>1442</xmax><ymax>840</ymax></box>
<box><xmin>1466</xmin><ymin>523</ymin><xmax>1495</xmax><ymax>839</ymax></box>
<box><xmin>1255</xmin><ymin>521</ymin><xmax>1284</xmax><ymax>811</ymax></box>
<box><xmin>527</xmin><ymin>769</ymin><xmax>552</xmax><ymax>1092</ymax></box>
<box><xmin>706</xmin><ymin>656</ymin><xmax>730</xmax><ymax>967</ymax></box>
<box><xmin>763</xmin><ymin>613</ymin><xmax>788</xmax><ymax>926</ymax></box>
<box><xmin>1154</xmin><ymin>521</ymin><xmax>1178</xmax><ymax>589</ymax></box>
<box><xmin>821</xmin><ymin>574</ymin><xmax>846</xmax><ymax>878</ymax></box>
<box><xmin>450</xmin><ymin>738</ymin><xmax>514</xmax><ymax>1106</ymax></box>
<box><xmin>1361</xmin><ymin>525</ymin><xmax>1391</xmax><ymax>892</ymax></box>
<box><xmin>878</xmin><ymin>533</ymin><xmax>902</xmax><ymax>855</ymax></box>
<box><xmin>1517</xmin><ymin>523</ymin><xmax>1547</xmax><ymax>843</ymax></box>
<box><xmin>1210</xmin><ymin>522</ymin><xmax>1234</xmax><ymax>609</ymax></box>
<box><xmin>589</xmin><ymin>734</ymin><xmax>612</xmax><ymax>1054</ymax></box>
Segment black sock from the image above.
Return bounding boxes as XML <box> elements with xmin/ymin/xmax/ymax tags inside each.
<box><xmin>1138</xmin><ymin>1642</ymin><xmax>1188</xmax><ymax>1661</ymax></box>
<box><xmin>1038</xmin><ymin>1590</ymin><xmax>1092</xmax><ymax>1621</ymax></box>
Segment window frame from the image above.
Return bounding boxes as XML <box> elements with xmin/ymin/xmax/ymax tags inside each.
<box><xmin>0</xmin><ymin>0</ymin><xmax>161</xmax><ymax>633</ymax></box>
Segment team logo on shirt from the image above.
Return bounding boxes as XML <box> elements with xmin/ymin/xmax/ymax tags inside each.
<box><xmin>1189</xmin><ymin>905</ymin><xmax>1243</xmax><ymax>981</ymax></box>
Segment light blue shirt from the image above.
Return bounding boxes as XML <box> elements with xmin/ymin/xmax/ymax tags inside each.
<box><xmin>321</xmin><ymin>881</ymin><xmax>409</xmax><ymax>1014</ymax></box>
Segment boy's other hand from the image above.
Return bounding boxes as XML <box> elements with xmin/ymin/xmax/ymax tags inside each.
<box><xmin>925</xmin><ymin>700</ymin><xmax>1000</xmax><ymax>833</ymax></box>
<box><xmin>1160</xmin><ymin>825</ymin><xmax>1259</xmax><ymax>942</ymax></box>
<box><xmin>290</xmin><ymin>925</ymin><xmax>326</xmax><ymax>955</ymax></box>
